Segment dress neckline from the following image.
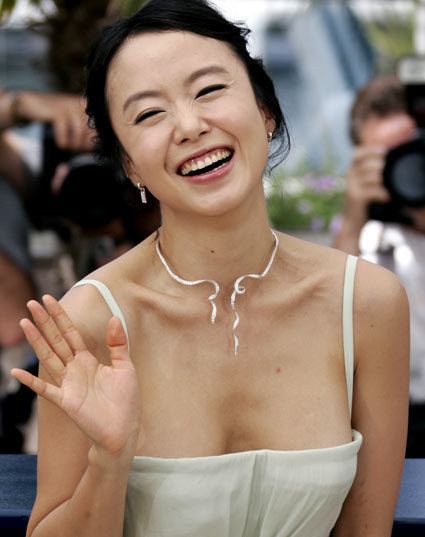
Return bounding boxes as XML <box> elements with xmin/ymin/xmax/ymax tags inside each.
<box><xmin>131</xmin><ymin>429</ymin><xmax>362</xmax><ymax>465</ymax></box>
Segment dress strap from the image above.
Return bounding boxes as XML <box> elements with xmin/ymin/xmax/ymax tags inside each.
<box><xmin>342</xmin><ymin>255</ymin><xmax>358</xmax><ymax>418</ymax></box>
<box><xmin>73</xmin><ymin>279</ymin><xmax>130</xmax><ymax>353</ymax></box>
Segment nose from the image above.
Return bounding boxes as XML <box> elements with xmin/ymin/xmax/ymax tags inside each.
<box><xmin>172</xmin><ymin>106</ymin><xmax>211</xmax><ymax>145</ymax></box>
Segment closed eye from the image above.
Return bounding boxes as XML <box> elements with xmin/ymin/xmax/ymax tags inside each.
<box><xmin>196</xmin><ymin>84</ymin><xmax>227</xmax><ymax>98</ymax></box>
<box><xmin>134</xmin><ymin>109</ymin><xmax>163</xmax><ymax>124</ymax></box>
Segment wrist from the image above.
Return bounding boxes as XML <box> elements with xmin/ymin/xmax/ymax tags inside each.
<box><xmin>0</xmin><ymin>90</ymin><xmax>29</xmax><ymax>129</ymax></box>
<box><xmin>333</xmin><ymin>218</ymin><xmax>362</xmax><ymax>255</ymax></box>
<box><xmin>0</xmin><ymin>90</ymin><xmax>16</xmax><ymax>129</ymax></box>
<box><xmin>339</xmin><ymin>217</ymin><xmax>364</xmax><ymax>238</ymax></box>
<box><xmin>10</xmin><ymin>91</ymin><xmax>30</xmax><ymax>126</ymax></box>
<box><xmin>339</xmin><ymin>202</ymin><xmax>368</xmax><ymax>234</ymax></box>
<box><xmin>88</xmin><ymin>440</ymin><xmax>137</xmax><ymax>473</ymax></box>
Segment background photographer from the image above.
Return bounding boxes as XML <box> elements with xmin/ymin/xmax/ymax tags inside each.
<box><xmin>333</xmin><ymin>74</ymin><xmax>425</xmax><ymax>457</ymax></box>
<box><xmin>0</xmin><ymin>0</ymin><xmax>157</xmax><ymax>452</ymax></box>
<box><xmin>0</xmin><ymin>88</ymin><xmax>95</xmax><ymax>452</ymax></box>
<box><xmin>0</xmin><ymin>88</ymin><xmax>92</xmax><ymax>341</ymax></box>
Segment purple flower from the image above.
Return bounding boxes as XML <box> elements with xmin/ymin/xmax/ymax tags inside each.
<box><xmin>302</xmin><ymin>174</ymin><xmax>337</xmax><ymax>193</ymax></box>
<box><xmin>330</xmin><ymin>214</ymin><xmax>343</xmax><ymax>235</ymax></box>
<box><xmin>297</xmin><ymin>200</ymin><xmax>312</xmax><ymax>214</ymax></box>
<box><xmin>310</xmin><ymin>216</ymin><xmax>325</xmax><ymax>232</ymax></box>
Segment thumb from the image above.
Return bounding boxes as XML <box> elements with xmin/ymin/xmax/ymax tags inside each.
<box><xmin>106</xmin><ymin>317</ymin><xmax>130</xmax><ymax>364</ymax></box>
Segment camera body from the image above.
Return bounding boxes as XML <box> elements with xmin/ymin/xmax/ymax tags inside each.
<box><xmin>35</xmin><ymin>124</ymin><xmax>127</xmax><ymax>233</ymax></box>
<box><xmin>32</xmin><ymin>124</ymin><xmax>160</xmax><ymax>250</ymax></box>
<box><xmin>368</xmin><ymin>56</ymin><xmax>425</xmax><ymax>224</ymax></box>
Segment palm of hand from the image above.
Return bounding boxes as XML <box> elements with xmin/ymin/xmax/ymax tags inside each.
<box><xmin>60</xmin><ymin>351</ymin><xmax>142</xmax><ymax>454</ymax></box>
<box><xmin>11</xmin><ymin>296</ymin><xmax>142</xmax><ymax>456</ymax></box>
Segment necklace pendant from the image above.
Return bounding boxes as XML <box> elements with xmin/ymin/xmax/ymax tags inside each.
<box><xmin>155</xmin><ymin>231</ymin><xmax>279</xmax><ymax>357</ymax></box>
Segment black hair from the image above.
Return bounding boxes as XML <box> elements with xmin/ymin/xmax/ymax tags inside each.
<box><xmin>85</xmin><ymin>0</ymin><xmax>290</xmax><ymax>186</ymax></box>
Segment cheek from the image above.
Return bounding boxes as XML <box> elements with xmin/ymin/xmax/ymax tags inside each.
<box><xmin>125</xmin><ymin>127</ymin><xmax>170</xmax><ymax>172</ymax></box>
<box><xmin>209</xmin><ymin>96</ymin><xmax>267</xmax><ymax>150</ymax></box>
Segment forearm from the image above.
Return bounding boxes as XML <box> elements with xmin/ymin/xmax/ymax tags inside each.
<box><xmin>0</xmin><ymin>133</ymin><xmax>28</xmax><ymax>192</ymax></box>
<box><xmin>0</xmin><ymin>90</ymin><xmax>39</xmax><ymax>130</ymax></box>
<box><xmin>28</xmin><ymin>447</ymin><xmax>134</xmax><ymax>537</ymax></box>
<box><xmin>0</xmin><ymin>89</ymin><xmax>18</xmax><ymax>131</ymax></box>
<box><xmin>0</xmin><ymin>90</ymin><xmax>32</xmax><ymax>192</ymax></box>
<box><xmin>332</xmin><ymin>218</ymin><xmax>363</xmax><ymax>256</ymax></box>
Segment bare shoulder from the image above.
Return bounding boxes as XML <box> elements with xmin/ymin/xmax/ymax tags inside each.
<box><xmin>276</xmin><ymin>231</ymin><xmax>351</xmax><ymax>280</ymax></box>
<box><xmin>333</xmin><ymin>261</ymin><xmax>409</xmax><ymax>533</ymax></box>
<box><xmin>354</xmin><ymin>258</ymin><xmax>409</xmax><ymax>346</ymax></box>
<box><xmin>277</xmin><ymin>231</ymin><xmax>409</xmax><ymax>352</ymax></box>
<box><xmin>58</xmin><ymin>233</ymin><xmax>157</xmax><ymax>360</ymax></box>
<box><xmin>354</xmin><ymin>257</ymin><xmax>408</xmax><ymax>314</ymax></box>
<box><xmin>279</xmin><ymin>231</ymin><xmax>407</xmax><ymax>300</ymax></box>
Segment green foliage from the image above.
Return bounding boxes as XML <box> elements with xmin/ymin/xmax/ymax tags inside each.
<box><xmin>0</xmin><ymin>0</ymin><xmax>147</xmax><ymax>21</ymax></box>
<box><xmin>267</xmin><ymin>173</ymin><xmax>344</xmax><ymax>232</ymax></box>
<box><xmin>360</xmin><ymin>12</ymin><xmax>414</xmax><ymax>72</ymax></box>
<box><xmin>120</xmin><ymin>0</ymin><xmax>148</xmax><ymax>17</ymax></box>
<box><xmin>0</xmin><ymin>0</ymin><xmax>20</xmax><ymax>19</ymax></box>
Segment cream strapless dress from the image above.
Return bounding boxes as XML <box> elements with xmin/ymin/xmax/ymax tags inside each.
<box><xmin>75</xmin><ymin>255</ymin><xmax>362</xmax><ymax>537</ymax></box>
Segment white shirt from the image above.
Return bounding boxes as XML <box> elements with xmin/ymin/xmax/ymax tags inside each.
<box><xmin>360</xmin><ymin>221</ymin><xmax>425</xmax><ymax>402</ymax></box>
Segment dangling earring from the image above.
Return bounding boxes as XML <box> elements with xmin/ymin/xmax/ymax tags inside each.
<box><xmin>137</xmin><ymin>182</ymin><xmax>147</xmax><ymax>204</ymax></box>
<box><xmin>267</xmin><ymin>131</ymin><xmax>273</xmax><ymax>143</ymax></box>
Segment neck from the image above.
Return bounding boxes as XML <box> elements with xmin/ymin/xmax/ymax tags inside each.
<box><xmin>157</xmin><ymin>186</ymin><xmax>275</xmax><ymax>292</ymax></box>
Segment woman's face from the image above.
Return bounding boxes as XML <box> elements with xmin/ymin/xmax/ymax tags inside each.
<box><xmin>106</xmin><ymin>31</ymin><xmax>273</xmax><ymax>217</ymax></box>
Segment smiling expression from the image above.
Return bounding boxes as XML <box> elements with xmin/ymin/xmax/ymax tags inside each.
<box><xmin>106</xmin><ymin>31</ymin><xmax>273</xmax><ymax>217</ymax></box>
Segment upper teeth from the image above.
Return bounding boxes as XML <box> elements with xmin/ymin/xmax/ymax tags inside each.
<box><xmin>180</xmin><ymin>149</ymin><xmax>231</xmax><ymax>176</ymax></box>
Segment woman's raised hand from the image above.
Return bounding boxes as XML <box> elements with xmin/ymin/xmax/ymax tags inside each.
<box><xmin>11</xmin><ymin>296</ymin><xmax>142</xmax><ymax>457</ymax></box>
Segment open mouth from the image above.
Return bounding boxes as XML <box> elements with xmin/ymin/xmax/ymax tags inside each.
<box><xmin>178</xmin><ymin>148</ymin><xmax>234</xmax><ymax>177</ymax></box>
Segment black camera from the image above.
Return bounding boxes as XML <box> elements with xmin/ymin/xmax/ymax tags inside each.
<box><xmin>31</xmin><ymin>124</ymin><xmax>160</xmax><ymax>249</ymax></box>
<box><xmin>369</xmin><ymin>56</ymin><xmax>425</xmax><ymax>224</ymax></box>
<box><xmin>34</xmin><ymin>123</ymin><xmax>127</xmax><ymax>233</ymax></box>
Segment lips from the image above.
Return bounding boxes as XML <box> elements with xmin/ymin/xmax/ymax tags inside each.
<box><xmin>177</xmin><ymin>147</ymin><xmax>234</xmax><ymax>177</ymax></box>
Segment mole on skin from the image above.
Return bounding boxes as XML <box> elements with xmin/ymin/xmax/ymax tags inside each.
<box><xmin>275</xmin><ymin>367</ymin><xmax>282</xmax><ymax>374</ymax></box>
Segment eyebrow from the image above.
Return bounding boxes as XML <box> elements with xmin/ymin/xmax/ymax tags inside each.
<box><xmin>122</xmin><ymin>65</ymin><xmax>229</xmax><ymax>113</ymax></box>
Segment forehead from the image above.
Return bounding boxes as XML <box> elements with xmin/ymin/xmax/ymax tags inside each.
<box><xmin>107</xmin><ymin>31</ymin><xmax>243</xmax><ymax>99</ymax></box>
<box><xmin>360</xmin><ymin>113</ymin><xmax>416</xmax><ymax>147</ymax></box>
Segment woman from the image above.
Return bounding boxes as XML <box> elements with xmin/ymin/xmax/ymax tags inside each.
<box><xmin>12</xmin><ymin>1</ymin><xmax>409</xmax><ymax>536</ymax></box>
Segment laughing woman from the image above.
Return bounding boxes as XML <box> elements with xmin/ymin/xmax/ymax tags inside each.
<box><xmin>12</xmin><ymin>1</ymin><xmax>409</xmax><ymax>536</ymax></box>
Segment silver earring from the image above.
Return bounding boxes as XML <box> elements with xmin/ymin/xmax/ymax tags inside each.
<box><xmin>267</xmin><ymin>131</ymin><xmax>273</xmax><ymax>143</ymax></box>
<box><xmin>137</xmin><ymin>182</ymin><xmax>147</xmax><ymax>204</ymax></box>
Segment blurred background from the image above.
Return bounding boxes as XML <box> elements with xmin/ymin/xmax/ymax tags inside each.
<box><xmin>0</xmin><ymin>0</ymin><xmax>423</xmax><ymax>454</ymax></box>
<box><xmin>1</xmin><ymin>0</ymin><xmax>421</xmax><ymax>239</ymax></box>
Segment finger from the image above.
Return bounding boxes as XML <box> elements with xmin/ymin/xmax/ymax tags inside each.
<box><xmin>350</xmin><ymin>161</ymin><xmax>385</xmax><ymax>180</ymax></box>
<box><xmin>353</xmin><ymin>146</ymin><xmax>386</xmax><ymax>161</ymax></box>
<box><xmin>11</xmin><ymin>368</ymin><xmax>63</xmax><ymax>407</ymax></box>
<box><xmin>20</xmin><ymin>319</ymin><xmax>66</xmax><ymax>384</ymax></box>
<box><xmin>356</xmin><ymin>171</ymin><xmax>384</xmax><ymax>187</ymax></box>
<box><xmin>106</xmin><ymin>317</ymin><xmax>130</xmax><ymax>367</ymax></box>
<box><xmin>26</xmin><ymin>300</ymin><xmax>74</xmax><ymax>363</ymax></box>
<box><xmin>42</xmin><ymin>295</ymin><xmax>87</xmax><ymax>354</ymax></box>
<box><xmin>357</xmin><ymin>159</ymin><xmax>385</xmax><ymax>174</ymax></box>
<box><xmin>365</xmin><ymin>186</ymin><xmax>391</xmax><ymax>203</ymax></box>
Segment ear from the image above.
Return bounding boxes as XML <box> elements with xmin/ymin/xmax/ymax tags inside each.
<box><xmin>122</xmin><ymin>153</ymin><xmax>142</xmax><ymax>185</ymax></box>
<box><xmin>259</xmin><ymin>104</ymin><xmax>276</xmax><ymax>138</ymax></box>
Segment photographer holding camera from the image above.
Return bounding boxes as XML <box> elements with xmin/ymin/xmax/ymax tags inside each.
<box><xmin>334</xmin><ymin>73</ymin><xmax>425</xmax><ymax>457</ymax></box>
<box><xmin>0</xmin><ymin>89</ymin><xmax>93</xmax><ymax>348</ymax></box>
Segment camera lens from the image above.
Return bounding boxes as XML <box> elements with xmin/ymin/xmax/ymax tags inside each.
<box><xmin>57</xmin><ymin>154</ymin><xmax>124</xmax><ymax>229</ymax></box>
<box><xmin>383</xmin><ymin>138</ymin><xmax>425</xmax><ymax>207</ymax></box>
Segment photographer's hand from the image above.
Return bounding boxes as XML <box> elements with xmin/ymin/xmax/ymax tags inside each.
<box><xmin>333</xmin><ymin>146</ymin><xmax>389</xmax><ymax>254</ymax></box>
<box><xmin>11</xmin><ymin>91</ymin><xmax>94</xmax><ymax>151</ymax></box>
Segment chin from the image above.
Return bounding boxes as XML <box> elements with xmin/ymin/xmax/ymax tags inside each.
<box><xmin>190</xmin><ymin>183</ymin><xmax>261</xmax><ymax>219</ymax></box>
